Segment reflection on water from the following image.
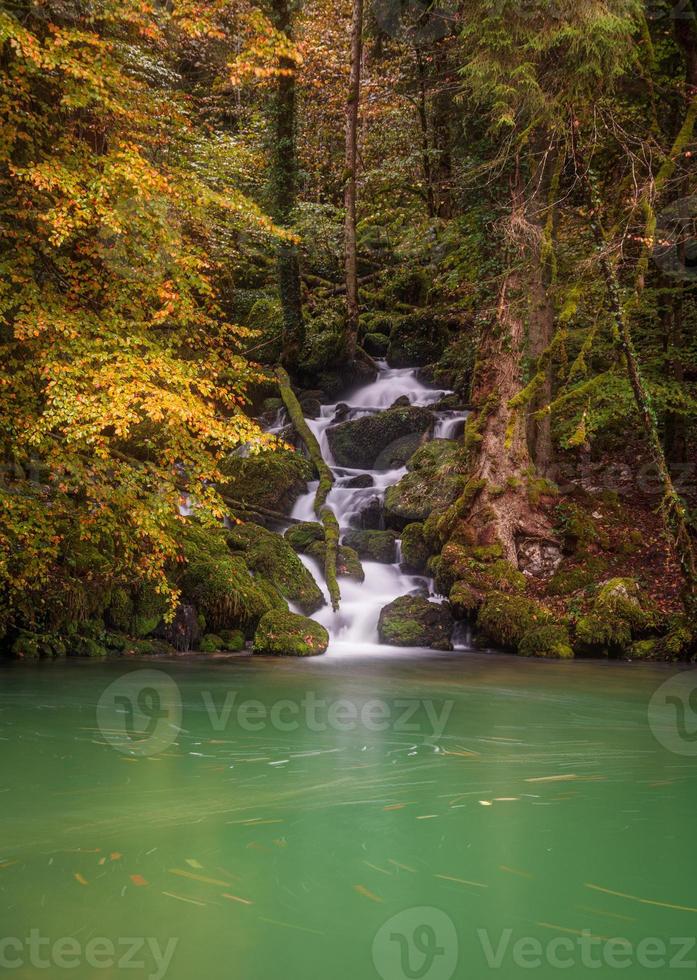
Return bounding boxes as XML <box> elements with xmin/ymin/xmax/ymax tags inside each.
<box><xmin>1</xmin><ymin>655</ymin><xmax>696</xmax><ymax>978</ymax></box>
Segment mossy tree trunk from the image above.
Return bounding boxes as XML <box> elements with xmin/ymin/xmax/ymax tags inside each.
<box><xmin>270</xmin><ymin>0</ymin><xmax>304</xmax><ymax>371</ymax></box>
<box><xmin>276</xmin><ymin>368</ymin><xmax>341</xmax><ymax>610</ymax></box>
<box><xmin>453</xmin><ymin>174</ymin><xmax>558</xmax><ymax>567</ymax></box>
<box><xmin>343</xmin><ymin>0</ymin><xmax>363</xmax><ymax>363</ymax></box>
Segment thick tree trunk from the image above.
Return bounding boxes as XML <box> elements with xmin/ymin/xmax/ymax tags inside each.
<box><xmin>270</xmin><ymin>0</ymin><xmax>304</xmax><ymax>371</ymax></box>
<box><xmin>344</xmin><ymin>0</ymin><xmax>363</xmax><ymax>363</ymax></box>
<box><xmin>463</xmin><ymin>268</ymin><xmax>558</xmax><ymax>567</ymax></box>
<box><xmin>453</xmin><ymin>178</ymin><xmax>558</xmax><ymax>570</ymax></box>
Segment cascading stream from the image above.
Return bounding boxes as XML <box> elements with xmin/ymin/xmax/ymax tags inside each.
<box><xmin>283</xmin><ymin>362</ymin><xmax>470</xmax><ymax>653</ymax></box>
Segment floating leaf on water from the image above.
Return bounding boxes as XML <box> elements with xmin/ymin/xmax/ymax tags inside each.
<box><xmin>222</xmin><ymin>893</ymin><xmax>254</xmax><ymax>905</ymax></box>
<box><xmin>130</xmin><ymin>874</ymin><xmax>148</xmax><ymax>887</ymax></box>
<box><xmin>74</xmin><ymin>873</ymin><xmax>88</xmax><ymax>886</ymax></box>
<box><xmin>353</xmin><ymin>884</ymin><xmax>383</xmax><ymax>903</ymax></box>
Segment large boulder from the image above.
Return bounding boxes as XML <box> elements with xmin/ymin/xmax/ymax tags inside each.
<box><xmin>226</xmin><ymin>524</ymin><xmax>324</xmax><ymax>614</ymax></box>
<box><xmin>284</xmin><ymin>521</ymin><xmax>325</xmax><ymax>553</ymax></box>
<box><xmin>378</xmin><ymin>595</ymin><xmax>453</xmax><ymax>649</ymax></box>
<box><xmin>342</xmin><ymin>529</ymin><xmax>398</xmax><ymax>564</ymax></box>
<box><xmin>384</xmin><ymin>439</ymin><xmax>465</xmax><ymax>530</ymax></box>
<box><xmin>575</xmin><ymin>578</ymin><xmax>658</xmax><ymax>655</ymax></box>
<box><xmin>477</xmin><ymin>592</ymin><xmax>557</xmax><ymax>653</ymax></box>
<box><xmin>327</xmin><ymin>406</ymin><xmax>434</xmax><ymax>469</ymax></box>
<box><xmin>181</xmin><ymin>553</ymin><xmax>286</xmax><ymax>636</ymax></box>
<box><xmin>222</xmin><ymin>448</ymin><xmax>313</xmax><ymax>516</ymax></box>
<box><xmin>253</xmin><ymin>610</ymin><xmax>329</xmax><ymax>657</ymax></box>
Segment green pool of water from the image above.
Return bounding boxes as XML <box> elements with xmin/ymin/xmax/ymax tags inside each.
<box><xmin>1</xmin><ymin>652</ymin><xmax>696</xmax><ymax>978</ymax></box>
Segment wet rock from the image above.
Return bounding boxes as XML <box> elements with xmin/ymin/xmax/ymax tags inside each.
<box><xmin>221</xmin><ymin>447</ymin><xmax>313</xmax><ymax>516</ymax></box>
<box><xmin>299</xmin><ymin>396</ymin><xmax>321</xmax><ymax>419</ymax></box>
<box><xmin>352</xmin><ymin>495</ymin><xmax>384</xmax><ymax>530</ymax></box>
<box><xmin>284</xmin><ymin>521</ymin><xmax>325</xmax><ymax>553</ymax></box>
<box><xmin>378</xmin><ymin>595</ymin><xmax>453</xmax><ymax>649</ymax></box>
<box><xmin>400</xmin><ymin>522</ymin><xmax>430</xmax><ymax>573</ymax></box>
<box><xmin>383</xmin><ymin>438</ymin><xmax>464</xmax><ymax>530</ymax></box>
<box><xmin>252</xmin><ymin>610</ymin><xmax>329</xmax><ymax>657</ymax></box>
<box><xmin>390</xmin><ymin>395</ymin><xmax>410</xmax><ymax>408</ymax></box>
<box><xmin>327</xmin><ymin>405</ymin><xmax>434</xmax><ymax>469</ymax></box>
<box><xmin>227</xmin><ymin>523</ymin><xmax>325</xmax><ymax>614</ymax></box>
<box><xmin>342</xmin><ymin>473</ymin><xmax>374</xmax><ymax>488</ymax></box>
<box><xmin>342</xmin><ymin>529</ymin><xmax>398</xmax><ymax>564</ymax></box>
<box><xmin>333</xmin><ymin>403</ymin><xmax>351</xmax><ymax>423</ymax></box>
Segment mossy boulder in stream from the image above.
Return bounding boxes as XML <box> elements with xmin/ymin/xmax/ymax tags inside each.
<box><xmin>253</xmin><ymin>610</ymin><xmax>329</xmax><ymax>657</ymax></box>
<box><xmin>221</xmin><ymin>448</ymin><xmax>313</xmax><ymax>516</ymax></box>
<box><xmin>181</xmin><ymin>554</ymin><xmax>286</xmax><ymax>636</ymax></box>
<box><xmin>326</xmin><ymin>406</ymin><xmax>434</xmax><ymax>469</ymax></box>
<box><xmin>284</xmin><ymin>521</ymin><xmax>325</xmax><ymax>553</ymax></box>
<box><xmin>342</xmin><ymin>529</ymin><xmax>397</xmax><ymax>564</ymax></box>
<box><xmin>400</xmin><ymin>522</ymin><xmax>431</xmax><ymax>573</ymax></box>
<box><xmin>384</xmin><ymin>439</ymin><xmax>464</xmax><ymax>531</ymax></box>
<box><xmin>227</xmin><ymin>523</ymin><xmax>324</xmax><ymax>614</ymax></box>
<box><xmin>477</xmin><ymin>592</ymin><xmax>556</xmax><ymax>653</ymax></box>
<box><xmin>574</xmin><ymin>578</ymin><xmax>658</xmax><ymax>655</ymax></box>
<box><xmin>378</xmin><ymin>595</ymin><xmax>453</xmax><ymax>649</ymax></box>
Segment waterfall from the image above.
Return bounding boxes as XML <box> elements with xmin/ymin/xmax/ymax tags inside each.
<box><xmin>286</xmin><ymin>363</ymin><xmax>469</xmax><ymax>652</ymax></box>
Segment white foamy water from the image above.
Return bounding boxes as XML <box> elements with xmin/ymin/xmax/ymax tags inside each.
<box><xmin>284</xmin><ymin>362</ymin><xmax>469</xmax><ymax>651</ymax></box>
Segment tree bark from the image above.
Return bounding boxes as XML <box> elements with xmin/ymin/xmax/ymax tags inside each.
<box><xmin>343</xmin><ymin>0</ymin><xmax>364</xmax><ymax>362</ymax></box>
<box><xmin>270</xmin><ymin>0</ymin><xmax>304</xmax><ymax>371</ymax></box>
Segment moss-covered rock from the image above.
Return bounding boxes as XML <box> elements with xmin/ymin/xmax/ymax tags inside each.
<box><xmin>449</xmin><ymin>581</ymin><xmax>480</xmax><ymax>618</ymax></box>
<box><xmin>574</xmin><ymin>577</ymin><xmax>658</xmax><ymax>655</ymax></box>
<box><xmin>226</xmin><ymin>523</ymin><xmax>324</xmax><ymax>613</ymax></box>
<box><xmin>518</xmin><ymin>625</ymin><xmax>574</xmax><ymax>659</ymax></box>
<box><xmin>477</xmin><ymin>593</ymin><xmax>553</xmax><ymax>651</ymax></box>
<box><xmin>384</xmin><ymin>470</ymin><xmax>465</xmax><ymax>530</ymax></box>
<box><xmin>383</xmin><ymin>439</ymin><xmax>465</xmax><ymax>531</ymax></box>
<box><xmin>378</xmin><ymin>594</ymin><xmax>453</xmax><ymax>649</ymax></box>
<box><xmin>284</xmin><ymin>521</ymin><xmax>325</xmax><ymax>553</ymax></box>
<box><xmin>221</xmin><ymin>448</ymin><xmax>314</xmax><ymax>516</ymax></box>
<box><xmin>326</xmin><ymin>406</ymin><xmax>434</xmax><ymax>469</ymax></box>
<box><xmin>432</xmin><ymin>541</ymin><xmax>525</xmax><ymax>600</ymax></box>
<box><xmin>180</xmin><ymin>527</ymin><xmax>287</xmax><ymax>636</ymax></box>
<box><xmin>252</xmin><ymin>610</ymin><xmax>329</xmax><ymax>656</ymax></box>
<box><xmin>363</xmin><ymin>332</ymin><xmax>390</xmax><ymax>357</ymax></box>
<box><xmin>342</xmin><ymin>529</ymin><xmax>398</xmax><ymax>564</ymax></box>
<box><xmin>556</xmin><ymin>502</ymin><xmax>610</xmax><ymax>554</ymax></box>
<box><xmin>306</xmin><ymin>541</ymin><xmax>365</xmax><ymax>582</ymax></box>
<box><xmin>400</xmin><ymin>522</ymin><xmax>431</xmax><ymax>573</ymax></box>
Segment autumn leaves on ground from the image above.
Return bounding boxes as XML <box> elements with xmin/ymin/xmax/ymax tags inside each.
<box><xmin>1</xmin><ymin>0</ymin><xmax>696</xmax><ymax>661</ymax></box>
